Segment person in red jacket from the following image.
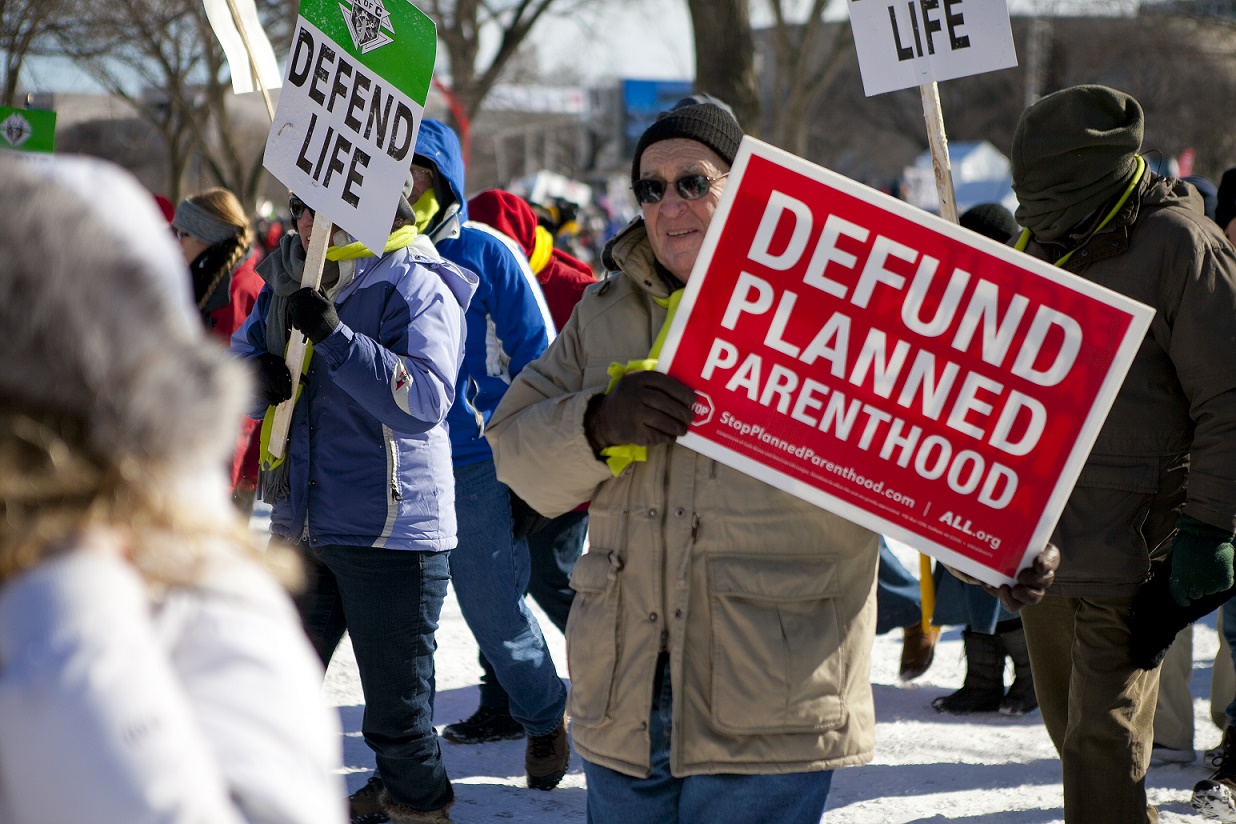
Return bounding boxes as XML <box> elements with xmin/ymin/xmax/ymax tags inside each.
<box><xmin>469</xmin><ymin>189</ymin><xmax>596</xmax><ymax>331</ymax></box>
<box><xmin>438</xmin><ymin>188</ymin><xmax>598</xmax><ymax>745</ymax></box>
<box><xmin>171</xmin><ymin>188</ymin><xmax>265</xmax><ymax>511</ymax></box>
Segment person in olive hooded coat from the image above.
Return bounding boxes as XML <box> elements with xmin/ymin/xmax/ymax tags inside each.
<box><xmin>1009</xmin><ymin>84</ymin><xmax>1236</xmax><ymax>824</ymax></box>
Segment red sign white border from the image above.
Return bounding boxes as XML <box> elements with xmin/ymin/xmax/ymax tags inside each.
<box><xmin>656</xmin><ymin>137</ymin><xmax>1155</xmax><ymax>587</ymax></box>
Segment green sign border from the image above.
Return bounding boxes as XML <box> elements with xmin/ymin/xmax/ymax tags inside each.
<box><xmin>298</xmin><ymin>0</ymin><xmax>436</xmax><ymax>103</ymax></box>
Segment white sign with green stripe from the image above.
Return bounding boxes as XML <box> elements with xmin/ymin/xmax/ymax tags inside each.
<box><xmin>264</xmin><ymin>0</ymin><xmax>435</xmax><ymax>253</ymax></box>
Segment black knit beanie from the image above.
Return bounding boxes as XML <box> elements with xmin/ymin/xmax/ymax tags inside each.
<box><xmin>1010</xmin><ymin>85</ymin><xmax>1144</xmax><ymax>242</ymax></box>
<box><xmin>1216</xmin><ymin>168</ymin><xmax>1236</xmax><ymax>231</ymax></box>
<box><xmin>959</xmin><ymin>202</ymin><xmax>1019</xmax><ymax>244</ymax></box>
<box><xmin>631</xmin><ymin>103</ymin><xmax>744</xmax><ymax>183</ymax></box>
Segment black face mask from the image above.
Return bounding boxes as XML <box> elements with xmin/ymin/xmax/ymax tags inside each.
<box><xmin>1014</xmin><ymin>163</ymin><xmax>1137</xmax><ymax>244</ymax></box>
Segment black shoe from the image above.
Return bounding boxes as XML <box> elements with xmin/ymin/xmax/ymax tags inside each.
<box><xmin>526</xmin><ymin>718</ymin><xmax>569</xmax><ymax>791</ymax></box>
<box><xmin>350</xmin><ymin>776</ymin><xmax>390</xmax><ymax>824</ymax></box>
<box><xmin>1193</xmin><ymin>725</ymin><xmax>1236</xmax><ymax>822</ymax></box>
<box><xmin>441</xmin><ymin>705</ymin><xmax>524</xmax><ymax>744</ymax></box>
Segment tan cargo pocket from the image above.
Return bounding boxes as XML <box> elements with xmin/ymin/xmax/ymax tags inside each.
<box><xmin>566</xmin><ymin>549</ymin><xmax>623</xmax><ymax>725</ymax></box>
<box><xmin>708</xmin><ymin>554</ymin><xmax>845</xmax><ymax>735</ymax></box>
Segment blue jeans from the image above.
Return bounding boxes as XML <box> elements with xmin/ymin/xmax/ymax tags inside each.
<box><xmin>295</xmin><ymin>542</ymin><xmax>452</xmax><ymax>812</ymax></box>
<box><xmin>876</xmin><ymin>538</ymin><xmax>923</xmax><ymax>635</ymax></box>
<box><xmin>479</xmin><ymin>510</ymin><xmax>588</xmax><ymax>708</ymax></box>
<box><xmin>582</xmin><ymin>657</ymin><xmax>833</xmax><ymax>824</ymax></box>
<box><xmin>452</xmin><ymin>458</ymin><xmax>567</xmax><ymax>735</ymax></box>
<box><xmin>1224</xmin><ymin>604</ymin><xmax>1236</xmax><ymax>725</ymax></box>
<box><xmin>932</xmin><ymin>568</ymin><xmax>1015</xmax><ymax>634</ymax></box>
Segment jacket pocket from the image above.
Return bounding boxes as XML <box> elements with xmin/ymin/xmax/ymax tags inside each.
<box><xmin>1075</xmin><ymin>457</ymin><xmax>1159</xmax><ymax>495</ymax></box>
<box><xmin>566</xmin><ymin>549</ymin><xmax>623</xmax><ymax>725</ymax></box>
<box><xmin>708</xmin><ymin>554</ymin><xmax>845</xmax><ymax>735</ymax></box>
<box><xmin>1064</xmin><ymin>455</ymin><xmax>1183</xmax><ymax>569</ymax></box>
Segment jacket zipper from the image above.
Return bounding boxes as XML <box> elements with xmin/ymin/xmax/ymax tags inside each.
<box><xmin>385</xmin><ymin>428</ymin><xmax>402</xmax><ymax>502</ymax></box>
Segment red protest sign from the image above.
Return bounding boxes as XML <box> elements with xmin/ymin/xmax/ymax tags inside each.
<box><xmin>657</xmin><ymin>138</ymin><xmax>1154</xmax><ymax>587</ymax></box>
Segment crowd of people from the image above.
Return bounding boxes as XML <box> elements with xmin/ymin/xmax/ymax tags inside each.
<box><xmin>2</xmin><ymin>82</ymin><xmax>1236</xmax><ymax>824</ymax></box>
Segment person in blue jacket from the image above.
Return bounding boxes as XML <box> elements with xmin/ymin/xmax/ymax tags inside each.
<box><xmin>232</xmin><ymin>171</ymin><xmax>477</xmax><ymax>824</ymax></box>
<box><xmin>411</xmin><ymin>119</ymin><xmax>571</xmax><ymax>791</ymax></box>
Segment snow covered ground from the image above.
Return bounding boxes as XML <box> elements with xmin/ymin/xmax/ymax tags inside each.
<box><xmin>323</xmin><ymin>599</ymin><xmax>1223</xmax><ymax>823</ymax></box>
<box><xmin>274</xmin><ymin>503</ymin><xmax>1223</xmax><ymax>823</ymax></box>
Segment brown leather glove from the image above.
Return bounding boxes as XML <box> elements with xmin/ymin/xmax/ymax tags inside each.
<box><xmin>980</xmin><ymin>544</ymin><xmax>1060</xmax><ymax>613</ymax></box>
<box><xmin>584</xmin><ymin>371</ymin><xmax>695</xmax><ymax>454</ymax></box>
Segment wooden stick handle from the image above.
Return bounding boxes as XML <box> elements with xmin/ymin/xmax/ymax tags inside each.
<box><xmin>919</xmin><ymin>553</ymin><xmax>936</xmax><ymax>630</ymax></box>
<box><xmin>919</xmin><ymin>82</ymin><xmax>958</xmax><ymax>224</ymax></box>
<box><xmin>222</xmin><ymin>0</ymin><xmax>275</xmax><ymax>122</ymax></box>
<box><xmin>267</xmin><ymin>211</ymin><xmax>332</xmax><ymax>459</ymax></box>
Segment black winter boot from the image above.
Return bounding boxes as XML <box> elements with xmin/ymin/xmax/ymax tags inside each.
<box><xmin>350</xmin><ymin>776</ymin><xmax>390</xmax><ymax>824</ymax></box>
<box><xmin>441</xmin><ymin>705</ymin><xmax>523</xmax><ymax>744</ymax></box>
<box><xmin>997</xmin><ymin>622</ymin><xmax>1038</xmax><ymax>716</ymax></box>
<box><xmin>932</xmin><ymin>629</ymin><xmax>1005</xmax><ymax>714</ymax></box>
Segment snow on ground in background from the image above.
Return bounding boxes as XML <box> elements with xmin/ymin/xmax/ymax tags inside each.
<box><xmin>325</xmin><ymin>594</ymin><xmax>1222</xmax><ymax>823</ymax></box>
<box><xmin>248</xmin><ymin>505</ymin><xmax>1222</xmax><ymax>823</ymax></box>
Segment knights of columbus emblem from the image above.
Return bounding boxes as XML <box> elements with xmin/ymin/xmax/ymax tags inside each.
<box><xmin>0</xmin><ymin>112</ymin><xmax>32</xmax><ymax>148</ymax></box>
<box><xmin>340</xmin><ymin>0</ymin><xmax>394</xmax><ymax>54</ymax></box>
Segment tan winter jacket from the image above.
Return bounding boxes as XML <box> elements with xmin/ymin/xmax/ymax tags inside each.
<box><xmin>1020</xmin><ymin>173</ymin><xmax>1236</xmax><ymax>597</ymax></box>
<box><xmin>486</xmin><ymin>220</ymin><xmax>880</xmax><ymax>778</ymax></box>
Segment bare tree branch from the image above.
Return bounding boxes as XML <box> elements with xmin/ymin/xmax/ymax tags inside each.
<box><xmin>49</xmin><ymin>0</ymin><xmax>279</xmax><ymax>204</ymax></box>
<box><xmin>0</xmin><ymin>0</ymin><xmax>80</xmax><ymax>105</ymax></box>
<box><xmin>427</xmin><ymin>0</ymin><xmax>604</xmax><ymax>123</ymax></box>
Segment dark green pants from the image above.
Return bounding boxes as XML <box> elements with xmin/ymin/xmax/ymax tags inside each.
<box><xmin>1021</xmin><ymin>595</ymin><xmax>1161</xmax><ymax>824</ymax></box>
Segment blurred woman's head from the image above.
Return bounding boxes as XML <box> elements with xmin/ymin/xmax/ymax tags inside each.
<box><xmin>172</xmin><ymin>188</ymin><xmax>255</xmax><ymax>324</ymax></box>
<box><xmin>172</xmin><ymin>188</ymin><xmax>251</xmax><ymax>263</ymax></box>
<box><xmin>0</xmin><ymin>158</ymin><xmax>254</xmax><ymax>585</ymax></box>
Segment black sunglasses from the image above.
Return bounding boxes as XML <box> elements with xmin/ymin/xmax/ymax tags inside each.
<box><xmin>289</xmin><ymin>196</ymin><xmax>314</xmax><ymax>221</ymax></box>
<box><xmin>632</xmin><ymin>172</ymin><xmax>729</xmax><ymax>205</ymax></box>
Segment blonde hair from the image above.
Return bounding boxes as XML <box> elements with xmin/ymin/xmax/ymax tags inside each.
<box><xmin>0</xmin><ymin>160</ymin><xmax>299</xmax><ymax>591</ymax></box>
<box><xmin>186</xmin><ymin>187</ymin><xmax>255</xmax><ymax>311</ymax></box>
<box><xmin>0</xmin><ymin>411</ymin><xmax>262</xmax><ymax>588</ymax></box>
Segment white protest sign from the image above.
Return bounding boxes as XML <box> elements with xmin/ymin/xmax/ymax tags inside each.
<box><xmin>263</xmin><ymin>0</ymin><xmax>436</xmax><ymax>254</ymax></box>
<box><xmin>847</xmin><ymin>0</ymin><xmax>1017</xmax><ymax>97</ymax></box>
<box><xmin>203</xmin><ymin>0</ymin><xmax>282</xmax><ymax>96</ymax></box>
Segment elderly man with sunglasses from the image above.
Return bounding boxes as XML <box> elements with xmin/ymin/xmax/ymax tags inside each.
<box><xmin>486</xmin><ymin>102</ymin><xmax>1059</xmax><ymax>824</ymax></box>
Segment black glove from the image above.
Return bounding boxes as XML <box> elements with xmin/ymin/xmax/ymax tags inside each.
<box><xmin>1130</xmin><ymin>556</ymin><xmax>1236</xmax><ymax>670</ymax></box>
<box><xmin>510</xmin><ymin>490</ymin><xmax>554</xmax><ymax>542</ymax></box>
<box><xmin>1169</xmin><ymin>515</ymin><xmax>1236</xmax><ymax>606</ymax></box>
<box><xmin>979</xmin><ymin>544</ymin><xmax>1060</xmax><ymax>613</ymax></box>
<box><xmin>253</xmin><ymin>352</ymin><xmax>293</xmax><ymax>407</ymax></box>
<box><xmin>584</xmin><ymin>371</ymin><xmax>695</xmax><ymax>454</ymax></box>
<box><xmin>287</xmin><ymin>287</ymin><xmax>340</xmax><ymax>344</ymax></box>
